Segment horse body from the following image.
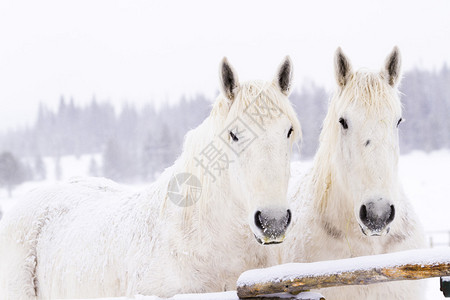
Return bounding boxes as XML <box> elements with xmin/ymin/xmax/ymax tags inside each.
<box><xmin>25</xmin><ymin>173</ymin><xmax>265</xmax><ymax>298</ymax></box>
<box><xmin>0</xmin><ymin>57</ymin><xmax>301</xmax><ymax>299</ymax></box>
<box><xmin>284</xmin><ymin>48</ymin><xmax>426</xmax><ymax>299</ymax></box>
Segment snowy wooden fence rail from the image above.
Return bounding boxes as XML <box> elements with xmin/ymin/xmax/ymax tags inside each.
<box><xmin>237</xmin><ymin>248</ymin><xmax>450</xmax><ymax>299</ymax></box>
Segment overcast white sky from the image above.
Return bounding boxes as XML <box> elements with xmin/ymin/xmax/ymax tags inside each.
<box><xmin>0</xmin><ymin>0</ymin><xmax>449</xmax><ymax>130</ymax></box>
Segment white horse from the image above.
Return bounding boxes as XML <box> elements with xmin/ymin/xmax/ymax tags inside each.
<box><xmin>283</xmin><ymin>48</ymin><xmax>426</xmax><ymax>299</ymax></box>
<box><xmin>0</xmin><ymin>57</ymin><xmax>301</xmax><ymax>299</ymax></box>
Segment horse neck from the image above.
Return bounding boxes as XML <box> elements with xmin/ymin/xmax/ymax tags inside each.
<box><xmin>309</xmin><ymin>143</ymin><xmax>355</xmax><ymax>231</ymax></box>
<box><xmin>165</xmin><ymin>166</ymin><xmax>252</xmax><ymax>260</ymax></box>
<box><xmin>166</xmin><ymin>115</ymin><xmax>248</xmax><ymax>241</ymax></box>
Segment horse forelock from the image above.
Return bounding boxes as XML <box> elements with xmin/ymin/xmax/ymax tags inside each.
<box><xmin>223</xmin><ymin>80</ymin><xmax>302</xmax><ymax>142</ymax></box>
<box><xmin>338</xmin><ymin>70</ymin><xmax>402</xmax><ymax>114</ymax></box>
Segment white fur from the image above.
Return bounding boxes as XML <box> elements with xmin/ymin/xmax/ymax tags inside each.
<box><xmin>282</xmin><ymin>49</ymin><xmax>426</xmax><ymax>299</ymax></box>
<box><xmin>0</xmin><ymin>59</ymin><xmax>301</xmax><ymax>299</ymax></box>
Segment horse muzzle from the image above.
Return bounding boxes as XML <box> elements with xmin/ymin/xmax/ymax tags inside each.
<box><xmin>252</xmin><ymin>208</ymin><xmax>291</xmax><ymax>245</ymax></box>
<box><xmin>358</xmin><ymin>199</ymin><xmax>395</xmax><ymax>237</ymax></box>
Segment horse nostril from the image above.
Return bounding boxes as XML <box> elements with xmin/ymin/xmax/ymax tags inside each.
<box><xmin>359</xmin><ymin>205</ymin><xmax>367</xmax><ymax>222</ymax></box>
<box><xmin>254</xmin><ymin>210</ymin><xmax>264</xmax><ymax>230</ymax></box>
<box><xmin>387</xmin><ymin>205</ymin><xmax>395</xmax><ymax>224</ymax></box>
<box><xmin>286</xmin><ymin>209</ymin><xmax>292</xmax><ymax>227</ymax></box>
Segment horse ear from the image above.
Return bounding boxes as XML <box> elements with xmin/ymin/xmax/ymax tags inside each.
<box><xmin>334</xmin><ymin>47</ymin><xmax>353</xmax><ymax>87</ymax></box>
<box><xmin>384</xmin><ymin>46</ymin><xmax>402</xmax><ymax>87</ymax></box>
<box><xmin>274</xmin><ymin>56</ymin><xmax>293</xmax><ymax>95</ymax></box>
<box><xmin>219</xmin><ymin>57</ymin><xmax>239</xmax><ymax>101</ymax></box>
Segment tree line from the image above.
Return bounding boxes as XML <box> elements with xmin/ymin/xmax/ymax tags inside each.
<box><xmin>0</xmin><ymin>65</ymin><xmax>448</xmax><ymax>187</ymax></box>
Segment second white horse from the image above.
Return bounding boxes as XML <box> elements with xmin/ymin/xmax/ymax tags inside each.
<box><xmin>283</xmin><ymin>47</ymin><xmax>426</xmax><ymax>299</ymax></box>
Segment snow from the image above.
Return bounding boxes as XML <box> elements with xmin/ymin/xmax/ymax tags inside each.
<box><xmin>1</xmin><ymin>150</ymin><xmax>449</xmax><ymax>299</ymax></box>
<box><xmin>237</xmin><ymin>247</ymin><xmax>450</xmax><ymax>286</ymax></box>
<box><xmin>65</xmin><ymin>291</ymin><xmax>324</xmax><ymax>300</ymax></box>
<box><xmin>42</xmin><ymin>154</ymin><xmax>103</xmax><ymax>182</ymax></box>
<box><xmin>67</xmin><ymin>291</ymin><xmax>239</xmax><ymax>300</ymax></box>
<box><xmin>399</xmin><ymin>150</ymin><xmax>450</xmax><ymax>232</ymax></box>
<box><xmin>171</xmin><ymin>291</ymin><xmax>238</xmax><ymax>300</ymax></box>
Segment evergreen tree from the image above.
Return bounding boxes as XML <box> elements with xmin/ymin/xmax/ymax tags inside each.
<box><xmin>0</xmin><ymin>152</ymin><xmax>26</xmax><ymax>197</ymax></box>
<box><xmin>34</xmin><ymin>155</ymin><xmax>47</xmax><ymax>181</ymax></box>
<box><xmin>54</xmin><ymin>156</ymin><xmax>62</xmax><ymax>181</ymax></box>
<box><xmin>102</xmin><ymin>138</ymin><xmax>137</xmax><ymax>182</ymax></box>
<box><xmin>89</xmin><ymin>157</ymin><xmax>99</xmax><ymax>177</ymax></box>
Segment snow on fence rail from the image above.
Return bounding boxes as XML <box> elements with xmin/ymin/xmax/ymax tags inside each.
<box><xmin>237</xmin><ymin>247</ymin><xmax>450</xmax><ymax>298</ymax></box>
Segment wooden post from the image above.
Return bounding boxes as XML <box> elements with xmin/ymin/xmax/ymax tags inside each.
<box><xmin>441</xmin><ymin>277</ymin><xmax>450</xmax><ymax>297</ymax></box>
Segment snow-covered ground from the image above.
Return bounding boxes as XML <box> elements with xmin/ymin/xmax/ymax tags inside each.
<box><xmin>0</xmin><ymin>150</ymin><xmax>449</xmax><ymax>299</ymax></box>
<box><xmin>0</xmin><ymin>153</ymin><xmax>101</xmax><ymax>213</ymax></box>
<box><xmin>400</xmin><ymin>150</ymin><xmax>450</xmax><ymax>232</ymax></box>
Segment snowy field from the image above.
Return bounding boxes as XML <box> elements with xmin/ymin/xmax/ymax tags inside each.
<box><xmin>0</xmin><ymin>150</ymin><xmax>449</xmax><ymax>299</ymax></box>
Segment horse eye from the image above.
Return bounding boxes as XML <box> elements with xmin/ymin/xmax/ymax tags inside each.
<box><xmin>229</xmin><ymin>131</ymin><xmax>239</xmax><ymax>142</ymax></box>
<box><xmin>287</xmin><ymin>126</ymin><xmax>294</xmax><ymax>138</ymax></box>
<box><xmin>396</xmin><ymin>118</ymin><xmax>403</xmax><ymax>127</ymax></box>
<box><xmin>339</xmin><ymin>117</ymin><xmax>348</xmax><ymax>130</ymax></box>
